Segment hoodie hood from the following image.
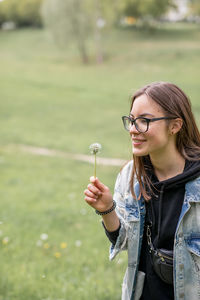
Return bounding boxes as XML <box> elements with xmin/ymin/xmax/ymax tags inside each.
<box><xmin>148</xmin><ymin>159</ymin><xmax>200</xmax><ymax>190</ymax></box>
<box><xmin>145</xmin><ymin>158</ymin><xmax>200</xmax><ymax>249</ymax></box>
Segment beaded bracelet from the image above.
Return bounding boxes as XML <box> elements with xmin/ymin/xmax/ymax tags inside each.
<box><xmin>95</xmin><ymin>200</ymin><xmax>116</xmax><ymax>216</ymax></box>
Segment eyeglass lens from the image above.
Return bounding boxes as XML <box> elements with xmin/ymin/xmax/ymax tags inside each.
<box><xmin>124</xmin><ymin>117</ymin><xmax>148</xmax><ymax>133</ymax></box>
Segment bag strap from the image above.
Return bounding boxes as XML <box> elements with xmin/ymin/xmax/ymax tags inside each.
<box><xmin>146</xmin><ymin>202</ymin><xmax>157</xmax><ymax>254</ymax></box>
<box><xmin>145</xmin><ymin>201</ymin><xmax>153</xmax><ymax>226</ymax></box>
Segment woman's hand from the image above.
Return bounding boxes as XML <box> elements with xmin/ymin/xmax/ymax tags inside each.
<box><xmin>84</xmin><ymin>177</ymin><xmax>113</xmax><ymax>212</ymax></box>
<box><xmin>84</xmin><ymin>177</ymin><xmax>120</xmax><ymax>232</ymax></box>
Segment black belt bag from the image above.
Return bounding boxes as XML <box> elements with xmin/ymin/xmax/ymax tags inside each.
<box><xmin>150</xmin><ymin>247</ymin><xmax>173</xmax><ymax>284</ymax></box>
<box><xmin>146</xmin><ymin>224</ymin><xmax>174</xmax><ymax>285</ymax></box>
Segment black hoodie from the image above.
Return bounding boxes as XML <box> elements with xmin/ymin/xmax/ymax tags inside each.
<box><xmin>140</xmin><ymin>159</ymin><xmax>200</xmax><ymax>300</ymax></box>
<box><xmin>104</xmin><ymin>159</ymin><xmax>200</xmax><ymax>300</ymax></box>
<box><xmin>145</xmin><ymin>159</ymin><xmax>200</xmax><ymax>250</ymax></box>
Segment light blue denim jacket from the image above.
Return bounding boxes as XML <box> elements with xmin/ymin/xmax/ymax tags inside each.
<box><xmin>109</xmin><ymin>160</ymin><xmax>200</xmax><ymax>300</ymax></box>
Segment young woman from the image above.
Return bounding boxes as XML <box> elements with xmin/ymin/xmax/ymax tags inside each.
<box><xmin>84</xmin><ymin>82</ymin><xmax>200</xmax><ymax>300</ymax></box>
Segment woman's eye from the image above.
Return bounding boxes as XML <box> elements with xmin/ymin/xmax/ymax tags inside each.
<box><xmin>140</xmin><ymin>119</ymin><xmax>147</xmax><ymax>124</ymax></box>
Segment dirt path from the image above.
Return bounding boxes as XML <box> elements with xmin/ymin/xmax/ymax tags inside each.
<box><xmin>1</xmin><ymin>144</ymin><xmax>128</xmax><ymax>167</ymax></box>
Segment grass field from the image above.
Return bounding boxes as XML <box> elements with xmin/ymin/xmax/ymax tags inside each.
<box><xmin>0</xmin><ymin>150</ymin><xmax>124</xmax><ymax>299</ymax></box>
<box><xmin>0</xmin><ymin>23</ymin><xmax>200</xmax><ymax>299</ymax></box>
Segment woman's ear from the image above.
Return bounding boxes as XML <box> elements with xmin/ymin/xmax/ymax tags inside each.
<box><xmin>169</xmin><ymin>118</ymin><xmax>183</xmax><ymax>135</ymax></box>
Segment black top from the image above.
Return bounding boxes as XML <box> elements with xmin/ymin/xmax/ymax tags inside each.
<box><xmin>104</xmin><ymin>159</ymin><xmax>200</xmax><ymax>300</ymax></box>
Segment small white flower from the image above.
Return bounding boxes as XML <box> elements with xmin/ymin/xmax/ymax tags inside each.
<box><xmin>89</xmin><ymin>143</ymin><xmax>102</xmax><ymax>155</ymax></box>
<box><xmin>40</xmin><ymin>233</ymin><xmax>48</xmax><ymax>241</ymax></box>
<box><xmin>80</xmin><ymin>208</ymin><xmax>87</xmax><ymax>215</ymax></box>
<box><xmin>36</xmin><ymin>240</ymin><xmax>43</xmax><ymax>247</ymax></box>
<box><xmin>75</xmin><ymin>240</ymin><xmax>82</xmax><ymax>247</ymax></box>
<box><xmin>68</xmin><ymin>193</ymin><xmax>76</xmax><ymax>200</ymax></box>
<box><xmin>96</xmin><ymin>18</ymin><xmax>106</xmax><ymax>29</ymax></box>
<box><xmin>2</xmin><ymin>236</ymin><xmax>9</xmax><ymax>244</ymax></box>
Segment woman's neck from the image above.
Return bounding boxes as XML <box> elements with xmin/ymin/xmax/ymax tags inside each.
<box><xmin>150</xmin><ymin>150</ymin><xmax>185</xmax><ymax>181</ymax></box>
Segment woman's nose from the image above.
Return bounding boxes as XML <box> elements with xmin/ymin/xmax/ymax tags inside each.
<box><xmin>129</xmin><ymin>122</ymin><xmax>139</xmax><ymax>134</ymax></box>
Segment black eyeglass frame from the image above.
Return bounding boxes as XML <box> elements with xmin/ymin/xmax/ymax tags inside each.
<box><xmin>122</xmin><ymin>116</ymin><xmax>176</xmax><ymax>133</ymax></box>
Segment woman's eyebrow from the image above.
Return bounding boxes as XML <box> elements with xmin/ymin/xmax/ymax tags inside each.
<box><xmin>129</xmin><ymin>113</ymin><xmax>155</xmax><ymax>118</ymax></box>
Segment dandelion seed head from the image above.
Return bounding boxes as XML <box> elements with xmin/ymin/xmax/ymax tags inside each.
<box><xmin>36</xmin><ymin>240</ymin><xmax>43</xmax><ymax>247</ymax></box>
<box><xmin>75</xmin><ymin>240</ymin><xmax>82</xmax><ymax>247</ymax></box>
<box><xmin>40</xmin><ymin>233</ymin><xmax>48</xmax><ymax>241</ymax></box>
<box><xmin>89</xmin><ymin>143</ymin><xmax>102</xmax><ymax>155</ymax></box>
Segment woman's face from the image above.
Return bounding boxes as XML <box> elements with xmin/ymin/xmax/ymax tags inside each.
<box><xmin>130</xmin><ymin>94</ymin><xmax>173</xmax><ymax>158</ymax></box>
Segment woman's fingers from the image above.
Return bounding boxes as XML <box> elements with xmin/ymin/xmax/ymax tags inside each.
<box><xmin>84</xmin><ymin>195</ymin><xmax>97</xmax><ymax>205</ymax></box>
<box><xmin>90</xmin><ymin>177</ymin><xmax>109</xmax><ymax>192</ymax></box>
<box><xmin>84</xmin><ymin>178</ymin><xmax>113</xmax><ymax>211</ymax></box>
<box><xmin>87</xmin><ymin>183</ymin><xmax>102</xmax><ymax>196</ymax></box>
<box><xmin>84</xmin><ymin>189</ymin><xmax>98</xmax><ymax>199</ymax></box>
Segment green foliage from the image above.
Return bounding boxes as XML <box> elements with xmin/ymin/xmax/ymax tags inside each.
<box><xmin>41</xmin><ymin>0</ymin><xmax>96</xmax><ymax>63</ymax></box>
<box><xmin>41</xmin><ymin>0</ymin><xmax>123</xmax><ymax>63</ymax></box>
<box><xmin>188</xmin><ymin>0</ymin><xmax>200</xmax><ymax>16</ymax></box>
<box><xmin>123</xmin><ymin>0</ymin><xmax>176</xmax><ymax>19</ymax></box>
<box><xmin>0</xmin><ymin>0</ymin><xmax>43</xmax><ymax>27</ymax></box>
<box><xmin>41</xmin><ymin>0</ymin><xmax>93</xmax><ymax>43</ymax></box>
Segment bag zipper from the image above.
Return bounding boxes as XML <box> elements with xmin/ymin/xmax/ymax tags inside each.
<box><xmin>158</xmin><ymin>251</ymin><xmax>173</xmax><ymax>261</ymax></box>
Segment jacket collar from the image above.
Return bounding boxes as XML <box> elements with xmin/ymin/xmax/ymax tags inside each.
<box><xmin>185</xmin><ymin>177</ymin><xmax>200</xmax><ymax>203</ymax></box>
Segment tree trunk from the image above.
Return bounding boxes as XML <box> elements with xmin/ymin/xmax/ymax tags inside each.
<box><xmin>71</xmin><ymin>0</ymin><xmax>89</xmax><ymax>64</ymax></box>
<box><xmin>94</xmin><ymin>0</ymin><xmax>103</xmax><ymax>64</ymax></box>
<box><xmin>77</xmin><ymin>36</ymin><xmax>89</xmax><ymax>64</ymax></box>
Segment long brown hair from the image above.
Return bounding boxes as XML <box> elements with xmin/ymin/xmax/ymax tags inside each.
<box><xmin>130</xmin><ymin>81</ymin><xmax>200</xmax><ymax>201</ymax></box>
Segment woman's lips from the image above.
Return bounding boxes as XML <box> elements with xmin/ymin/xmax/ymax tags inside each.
<box><xmin>132</xmin><ymin>139</ymin><xmax>146</xmax><ymax>146</ymax></box>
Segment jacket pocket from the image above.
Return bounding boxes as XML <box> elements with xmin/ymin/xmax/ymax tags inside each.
<box><xmin>186</xmin><ymin>234</ymin><xmax>200</xmax><ymax>272</ymax></box>
<box><xmin>124</xmin><ymin>193</ymin><xmax>140</xmax><ymax>222</ymax></box>
<box><xmin>186</xmin><ymin>234</ymin><xmax>200</xmax><ymax>256</ymax></box>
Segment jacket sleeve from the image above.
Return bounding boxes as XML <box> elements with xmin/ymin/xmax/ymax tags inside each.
<box><xmin>102</xmin><ymin>221</ymin><xmax>121</xmax><ymax>245</ymax></box>
<box><xmin>109</xmin><ymin>161</ymin><xmax>133</xmax><ymax>261</ymax></box>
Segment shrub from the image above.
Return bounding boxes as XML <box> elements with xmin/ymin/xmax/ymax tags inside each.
<box><xmin>0</xmin><ymin>0</ymin><xmax>43</xmax><ymax>27</ymax></box>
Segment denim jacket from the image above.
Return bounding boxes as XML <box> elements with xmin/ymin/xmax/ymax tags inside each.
<box><xmin>109</xmin><ymin>160</ymin><xmax>200</xmax><ymax>300</ymax></box>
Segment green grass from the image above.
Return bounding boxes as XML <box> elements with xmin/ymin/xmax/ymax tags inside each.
<box><xmin>1</xmin><ymin>24</ymin><xmax>200</xmax><ymax>158</ymax></box>
<box><xmin>0</xmin><ymin>23</ymin><xmax>200</xmax><ymax>299</ymax></box>
<box><xmin>0</xmin><ymin>150</ymin><xmax>126</xmax><ymax>299</ymax></box>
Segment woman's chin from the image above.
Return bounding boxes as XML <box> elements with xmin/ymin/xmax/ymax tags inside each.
<box><xmin>132</xmin><ymin>148</ymin><xmax>148</xmax><ymax>157</ymax></box>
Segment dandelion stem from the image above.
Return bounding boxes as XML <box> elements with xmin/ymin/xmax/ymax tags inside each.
<box><xmin>94</xmin><ymin>153</ymin><xmax>96</xmax><ymax>178</ymax></box>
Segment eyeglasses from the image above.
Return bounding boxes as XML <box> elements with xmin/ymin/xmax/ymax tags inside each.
<box><xmin>122</xmin><ymin>116</ymin><xmax>176</xmax><ymax>133</ymax></box>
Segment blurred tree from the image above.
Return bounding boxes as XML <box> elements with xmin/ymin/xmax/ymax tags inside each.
<box><xmin>0</xmin><ymin>0</ymin><xmax>43</xmax><ymax>27</ymax></box>
<box><xmin>41</xmin><ymin>0</ymin><xmax>124</xmax><ymax>64</ymax></box>
<box><xmin>41</xmin><ymin>0</ymin><xmax>90</xmax><ymax>64</ymax></box>
<box><xmin>189</xmin><ymin>0</ymin><xmax>200</xmax><ymax>16</ymax></box>
<box><xmin>123</xmin><ymin>0</ymin><xmax>176</xmax><ymax>21</ymax></box>
<box><xmin>17</xmin><ymin>0</ymin><xmax>43</xmax><ymax>26</ymax></box>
